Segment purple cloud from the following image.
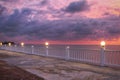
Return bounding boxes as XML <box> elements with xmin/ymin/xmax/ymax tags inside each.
<box><xmin>0</xmin><ymin>0</ymin><xmax>18</xmax><ymax>3</ymax></box>
<box><xmin>1</xmin><ymin>9</ymin><xmax>120</xmax><ymax>41</ymax></box>
<box><xmin>0</xmin><ymin>0</ymin><xmax>120</xmax><ymax>42</ymax></box>
<box><xmin>64</xmin><ymin>0</ymin><xmax>89</xmax><ymax>13</ymax></box>
<box><xmin>0</xmin><ymin>5</ymin><xmax>6</xmax><ymax>15</ymax></box>
<box><xmin>40</xmin><ymin>0</ymin><xmax>48</xmax><ymax>5</ymax></box>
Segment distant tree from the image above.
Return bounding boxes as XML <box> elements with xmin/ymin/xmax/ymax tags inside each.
<box><xmin>2</xmin><ymin>41</ymin><xmax>15</xmax><ymax>45</ymax></box>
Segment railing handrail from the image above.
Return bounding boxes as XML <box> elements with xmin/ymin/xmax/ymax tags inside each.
<box><xmin>0</xmin><ymin>45</ymin><xmax>120</xmax><ymax>67</ymax></box>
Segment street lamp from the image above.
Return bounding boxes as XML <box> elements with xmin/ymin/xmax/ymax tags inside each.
<box><xmin>66</xmin><ymin>46</ymin><xmax>70</xmax><ymax>60</ymax></box>
<box><xmin>31</xmin><ymin>45</ymin><xmax>34</xmax><ymax>54</ymax></box>
<box><xmin>45</xmin><ymin>42</ymin><xmax>49</xmax><ymax>46</ymax></box>
<box><xmin>45</xmin><ymin>42</ymin><xmax>49</xmax><ymax>48</ymax></box>
<box><xmin>0</xmin><ymin>42</ymin><xmax>2</xmax><ymax>46</ymax></box>
<box><xmin>45</xmin><ymin>42</ymin><xmax>49</xmax><ymax>56</ymax></box>
<box><xmin>8</xmin><ymin>43</ymin><xmax>11</xmax><ymax>46</ymax></box>
<box><xmin>100</xmin><ymin>41</ymin><xmax>106</xmax><ymax>49</ymax></box>
<box><xmin>100</xmin><ymin>41</ymin><xmax>106</xmax><ymax>66</ymax></box>
<box><xmin>21</xmin><ymin>42</ymin><xmax>24</xmax><ymax>47</ymax></box>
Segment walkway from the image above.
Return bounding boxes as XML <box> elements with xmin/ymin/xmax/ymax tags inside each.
<box><xmin>0</xmin><ymin>50</ymin><xmax>120</xmax><ymax>80</ymax></box>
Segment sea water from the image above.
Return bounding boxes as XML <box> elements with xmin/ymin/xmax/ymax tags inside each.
<box><xmin>26</xmin><ymin>44</ymin><xmax>120</xmax><ymax>51</ymax></box>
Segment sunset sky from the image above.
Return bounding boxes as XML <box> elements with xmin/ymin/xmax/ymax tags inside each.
<box><xmin>0</xmin><ymin>0</ymin><xmax>120</xmax><ymax>45</ymax></box>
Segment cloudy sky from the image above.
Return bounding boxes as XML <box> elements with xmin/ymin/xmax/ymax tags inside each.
<box><xmin>0</xmin><ymin>0</ymin><xmax>120</xmax><ymax>45</ymax></box>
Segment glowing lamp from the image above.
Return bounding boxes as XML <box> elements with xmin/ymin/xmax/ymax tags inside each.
<box><xmin>100</xmin><ymin>41</ymin><xmax>106</xmax><ymax>47</ymax></box>
<box><xmin>8</xmin><ymin>43</ymin><xmax>11</xmax><ymax>46</ymax></box>
<box><xmin>45</xmin><ymin>42</ymin><xmax>49</xmax><ymax>49</ymax></box>
<box><xmin>0</xmin><ymin>42</ymin><xmax>2</xmax><ymax>46</ymax></box>
<box><xmin>45</xmin><ymin>42</ymin><xmax>49</xmax><ymax>46</ymax></box>
<box><xmin>21</xmin><ymin>42</ymin><xmax>24</xmax><ymax>47</ymax></box>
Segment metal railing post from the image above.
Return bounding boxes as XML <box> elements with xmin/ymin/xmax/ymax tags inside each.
<box><xmin>46</xmin><ymin>46</ymin><xmax>49</xmax><ymax>56</ymax></box>
<box><xmin>22</xmin><ymin>46</ymin><xmax>25</xmax><ymax>53</ymax></box>
<box><xmin>14</xmin><ymin>45</ymin><xmax>17</xmax><ymax>52</ymax></box>
<box><xmin>31</xmin><ymin>45</ymin><xmax>34</xmax><ymax>54</ymax></box>
<box><xmin>66</xmin><ymin>46</ymin><xmax>70</xmax><ymax>60</ymax></box>
<box><xmin>100</xmin><ymin>48</ymin><xmax>105</xmax><ymax>66</ymax></box>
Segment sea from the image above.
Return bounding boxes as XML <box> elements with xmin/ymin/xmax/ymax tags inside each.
<box><xmin>26</xmin><ymin>44</ymin><xmax>120</xmax><ymax>51</ymax></box>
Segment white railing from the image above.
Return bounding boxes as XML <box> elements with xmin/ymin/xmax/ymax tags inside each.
<box><xmin>0</xmin><ymin>45</ymin><xmax>120</xmax><ymax>67</ymax></box>
<box><xmin>69</xmin><ymin>49</ymin><xmax>100</xmax><ymax>64</ymax></box>
<box><xmin>104</xmin><ymin>50</ymin><xmax>120</xmax><ymax>67</ymax></box>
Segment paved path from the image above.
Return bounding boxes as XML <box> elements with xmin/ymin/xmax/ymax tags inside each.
<box><xmin>0</xmin><ymin>60</ymin><xmax>44</xmax><ymax>80</ymax></box>
<box><xmin>0</xmin><ymin>50</ymin><xmax>120</xmax><ymax>80</ymax></box>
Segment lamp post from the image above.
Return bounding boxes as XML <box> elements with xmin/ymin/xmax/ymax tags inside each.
<box><xmin>21</xmin><ymin>42</ymin><xmax>25</xmax><ymax>52</ymax></box>
<box><xmin>100</xmin><ymin>41</ymin><xmax>106</xmax><ymax>66</ymax></box>
<box><xmin>66</xmin><ymin>46</ymin><xmax>70</xmax><ymax>60</ymax></box>
<box><xmin>100</xmin><ymin>41</ymin><xmax>106</xmax><ymax>50</ymax></box>
<box><xmin>0</xmin><ymin>42</ymin><xmax>2</xmax><ymax>46</ymax></box>
<box><xmin>14</xmin><ymin>45</ymin><xmax>17</xmax><ymax>52</ymax></box>
<box><xmin>45</xmin><ymin>42</ymin><xmax>49</xmax><ymax>47</ymax></box>
<box><xmin>8</xmin><ymin>43</ymin><xmax>11</xmax><ymax>46</ymax></box>
<box><xmin>31</xmin><ymin>45</ymin><xmax>34</xmax><ymax>54</ymax></box>
<box><xmin>0</xmin><ymin>42</ymin><xmax>2</xmax><ymax>49</ymax></box>
<box><xmin>8</xmin><ymin>43</ymin><xmax>11</xmax><ymax>51</ymax></box>
<box><xmin>45</xmin><ymin>42</ymin><xmax>49</xmax><ymax>56</ymax></box>
<box><xmin>21</xmin><ymin>42</ymin><xmax>24</xmax><ymax>47</ymax></box>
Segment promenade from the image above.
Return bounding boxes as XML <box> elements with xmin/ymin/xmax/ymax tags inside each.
<box><xmin>0</xmin><ymin>50</ymin><xmax>120</xmax><ymax>80</ymax></box>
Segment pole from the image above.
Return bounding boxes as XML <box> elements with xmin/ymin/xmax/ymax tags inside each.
<box><xmin>14</xmin><ymin>45</ymin><xmax>17</xmax><ymax>52</ymax></box>
<box><xmin>46</xmin><ymin>46</ymin><xmax>49</xmax><ymax>56</ymax></box>
<box><xmin>100</xmin><ymin>47</ymin><xmax>105</xmax><ymax>66</ymax></box>
<box><xmin>31</xmin><ymin>46</ymin><xmax>34</xmax><ymax>54</ymax></box>
<box><xmin>66</xmin><ymin>46</ymin><xmax>70</xmax><ymax>60</ymax></box>
<box><xmin>22</xmin><ymin>46</ymin><xmax>25</xmax><ymax>53</ymax></box>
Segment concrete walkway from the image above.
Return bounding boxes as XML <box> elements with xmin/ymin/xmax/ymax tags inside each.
<box><xmin>0</xmin><ymin>50</ymin><xmax>120</xmax><ymax>80</ymax></box>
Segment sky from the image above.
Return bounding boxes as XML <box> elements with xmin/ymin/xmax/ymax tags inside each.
<box><xmin>0</xmin><ymin>0</ymin><xmax>120</xmax><ymax>45</ymax></box>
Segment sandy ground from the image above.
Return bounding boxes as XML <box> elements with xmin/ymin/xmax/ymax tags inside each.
<box><xmin>0</xmin><ymin>50</ymin><xmax>120</xmax><ymax>80</ymax></box>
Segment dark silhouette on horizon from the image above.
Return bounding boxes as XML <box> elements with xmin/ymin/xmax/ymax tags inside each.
<box><xmin>1</xmin><ymin>41</ymin><xmax>15</xmax><ymax>45</ymax></box>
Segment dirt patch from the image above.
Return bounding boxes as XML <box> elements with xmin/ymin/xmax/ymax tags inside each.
<box><xmin>0</xmin><ymin>60</ymin><xmax>44</xmax><ymax>80</ymax></box>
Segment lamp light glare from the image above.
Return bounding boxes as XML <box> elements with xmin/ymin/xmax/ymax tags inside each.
<box><xmin>21</xmin><ymin>42</ymin><xmax>24</xmax><ymax>47</ymax></box>
<box><xmin>45</xmin><ymin>42</ymin><xmax>49</xmax><ymax>46</ymax></box>
<box><xmin>8</xmin><ymin>43</ymin><xmax>11</xmax><ymax>46</ymax></box>
<box><xmin>0</xmin><ymin>42</ymin><xmax>2</xmax><ymax>46</ymax></box>
<box><xmin>100</xmin><ymin>41</ymin><xmax>106</xmax><ymax>47</ymax></box>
